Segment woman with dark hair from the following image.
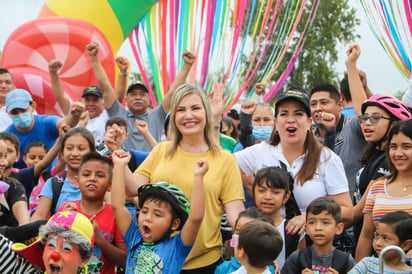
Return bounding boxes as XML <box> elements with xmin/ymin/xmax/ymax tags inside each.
<box><xmin>235</xmin><ymin>89</ymin><xmax>353</xmax><ymax>235</ymax></box>
<box><xmin>355</xmin><ymin>119</ymin><xmax>412</xmax><ymax>261</ymax></box>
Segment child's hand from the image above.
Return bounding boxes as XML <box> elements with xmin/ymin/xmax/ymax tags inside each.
<box><xmin>326</xmin><ymin>267</ymin><xmax>339</xmax><ymax>274</ymax></box>
<box><xmin>301</xmin><ymin>268</ymin><xmax>314</xmax><ymax>274</ymax></box>
<box><xmin>78</xmin><ymin>110</ymin><xmax>89</xmax><ymax>127</ymax></box>
<box><xmin>135</xmin><ymin>120</ymin><xmax>149</xmax><ymax>134</ymax></box>
<box><xmin>62</xmin><ymin>202</ymin><xmax>78</xmax><ymax>211</ymax></box>
<box><xmin>70</xmin><ymin>101</ymin><xmax>85</xmax><ymax>118</ymax></box>
<box><xmin>112</xmin><ymin>150</ymin><xmax>131</xmax><ymax>165</ymax></box>
<box><xmin>58</xmin><ymin>123</ymin><xmax>70</xmax><ymax>138</ymax></box>
<box><xmin>48</xmin><ymin>59</ymin><xmax>63</xmax><ymax>73</ymax></box>
<box><xmin>240</xmin><ymin>100</ymin><xmax>257</xmax><ymax>115</ymax></box>
<box><xmin>86</xmin><ymin>42</ymin><xmax>99</xmax><ymax>57</ymax></box>
<box><xmin>115</xmin><ymin>56</ymin><xmax>129</xmax><ymax>73</ymax></box>
<box><xmin>90</xmin><ymin>215</ymin><xmax>104</xmax><ymax>245</ymax></box>
<box><xmin>194</xmin><ymin>158</ymin><xmax>209</xmax><ymax>176</ymax></box>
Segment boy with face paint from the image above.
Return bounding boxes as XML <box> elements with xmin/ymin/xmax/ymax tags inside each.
<box><xmin>0</xmin><ymin>211</ymin><xmax>94</xmax><ymax>274</ymax></box>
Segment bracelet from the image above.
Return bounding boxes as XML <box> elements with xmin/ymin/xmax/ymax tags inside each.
<box><xmin>119</xmin><ymin>71</ymin><xmax>129</xmax><ymax>77</ymax></box>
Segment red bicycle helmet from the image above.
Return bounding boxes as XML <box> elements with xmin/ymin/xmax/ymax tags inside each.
<box><xmin>361</xmin><ymin>94</ymin><xmax>411</xmax><ymax>121</ymax></box>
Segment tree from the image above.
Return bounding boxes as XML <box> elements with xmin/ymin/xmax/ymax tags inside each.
<box><xmin>242</xmin><ymin>0</ymin><xmax>360</xmax><ymax>95</ymax></box>
<box><xmin>288</xmin><ymin>0</ymin><xmax>360</xmax><ymax>90</ymax></box>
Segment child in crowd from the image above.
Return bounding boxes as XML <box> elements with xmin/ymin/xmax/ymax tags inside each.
<box><xmin>252</xmin><ymin>166</ymin><xmax>303</xmax><ymax>268</ymax></box>
<box><xmin>0</xmin><ymin>129</ymin><xmax>65</xmax><ymax>197</ymax></box>
<box><xmin>0</xmin><ymin>139</ymin><xmax>30</xmax><ymax>227</ymax></box>
<box><xmin>216</xmin><ymin>207</ymin><xmax>277</xmax><ymax>274</ymax></box>
<box><xmin>0</xmin><ymin>211</ymin><xmax>94</xmax><ymax>274</ymax></box>
<box><xmin>281</xmin><ymin>197</ymin><xmax>355</xmax><ymax>274</ymax></box>
<box><xmin>25</xmin><ymin>141</ymin><xmax>66</xmax><ymax>215</ymax></box>
<box><xmin>58</xmin><ymin>152</ymin><xmax>126</xmax><ymax>274</ymax></box>
<box><xmin>31</xmin><ymin>127</ymin><xmax>96</xmax><ymax>221</ymax></box>
<box><xmin>97</xmin><ymin>116</ymin><xmax>150</xmax><ymax>171</ymax></box>
<box><xmin>349</xmin><ymin>211</ymin><xmax>412</xmax><ymax>274</ymax></box>
<box><xmin>111</xmin><ymin>149</ymin><xmax>207</xmax><ymax>274</ymax></box>
<box><xmin>232</xmin><ymin>220</ymin><xmax>283</xmax><ymax>274</ymax></box>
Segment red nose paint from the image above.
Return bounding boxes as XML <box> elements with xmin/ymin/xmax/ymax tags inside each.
<box><xmin>50</xmin><ymin>251</ymin><xmax>61</xmax><ymax>260</ymax></box>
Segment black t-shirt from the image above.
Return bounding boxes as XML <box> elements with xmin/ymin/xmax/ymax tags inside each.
<box><xmin>358</xmin><ymin>149</ymin><xmax>388</xmax><ymax>196</ymax></box>
<box><xmin>0</xmin><ymin>177</ymin><xmax>28</xmax><ymax>227</ymax></box>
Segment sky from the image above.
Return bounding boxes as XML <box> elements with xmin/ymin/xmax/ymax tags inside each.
<box><xmin>0</xmin><ymin>0</ymin><xmax>408</xmax><ymax>96</ymax></box>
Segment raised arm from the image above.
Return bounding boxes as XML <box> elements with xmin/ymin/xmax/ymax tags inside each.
<box><xmin>115</xmin><ymin>56</ymin><xmax>130</xmax><ymax>102</ymax></box>
<box><xmin>135</xmin><ymin>120</ymin><xmax>158</xmax><ymax>150</ymax></box>
<box><xmin>345</xmin><ymin>44</ymin><xmax>367</xmax><ymax>117</ymax></box>
<box><xmin>49</xmin><ymin>59</ymin><xmax>71</xmax><ymax>116</ymax></box>
<box><xmin>239</xmin><ymin>100</ymin><xmax>257</xmax><ymax>148</ymax></box>
<box><xmin>111</xmin><ymin>150</ymin><xmax>133</xmax><ymax>236</ymax></box>
<box><xmin>86</xmin><ymin>42</ymin><xmax>117</xmax><ymax>109</ymax></box>
<box><xmin>181</xmin><ymin>158</ymin><xmax>208</xmax><ymax>246</ymax></box>
<box><xmin>57</xmin><ymin>101</ymin><xmax>84</xmax><ymax>129</ymax></box>
<box><xmin>33</xmin><ymin>124</ymin><xmax>70</xmax><ymax>178</ymax></box>
<box><xmin>161</xmin><ymin>50</ymin><xmax>196</xmax><ymax>113</ymax></box>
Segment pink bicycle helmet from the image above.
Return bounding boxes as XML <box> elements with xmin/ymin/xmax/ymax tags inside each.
<box><xmin>361</xmin><ymin>94</ymin><xmax>411</xmax><ymax>121</ymax></box>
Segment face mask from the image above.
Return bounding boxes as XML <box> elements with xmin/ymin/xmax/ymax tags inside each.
<box><xmin>252</xmin><ymin>126</ymin><xmax>273</xmax><ymax>140</ymax></box>
<box><xmin>11</xmin><ymin>112</ymin><xmax>33</xmax><ymax>129</ymax></box>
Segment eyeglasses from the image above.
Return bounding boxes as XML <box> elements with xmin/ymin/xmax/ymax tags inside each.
<box><xmin>358</xmin><ymin>114</ymin><xmax>391</xmax><ymax>124</ymax></box>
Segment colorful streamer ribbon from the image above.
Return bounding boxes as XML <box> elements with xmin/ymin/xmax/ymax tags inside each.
<box><xmin>129</xmin><ymin>0</ymin><xmax>319</xmax><ymax>110</ymax></box>
<box><xmin>358</xmin><ymin>0</ymin><xmax>412</xmax><ymax>78</ymax></box>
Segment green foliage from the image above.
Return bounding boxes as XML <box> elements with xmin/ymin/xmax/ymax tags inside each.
<box><xmin>242</xmin><ymin>0</ymin><xmax>360</xmax><ymax>95</ymax></box>
<box><xmin>289</xmin><ymin>0</ymin><xmax>360</xmax><ymax>90</ymax></box>
<box><xmin>393</xmin><ymin>90</ymin><xmax>405</xmax><ymax>100</ymax></box>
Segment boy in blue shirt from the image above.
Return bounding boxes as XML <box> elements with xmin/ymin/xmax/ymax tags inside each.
<box><xmin>111</xmin><ymin>149</ymin><xmax>208</xmax><ymax>274</ymax></box>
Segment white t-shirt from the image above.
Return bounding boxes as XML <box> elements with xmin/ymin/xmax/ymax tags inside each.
<box><xmin>230</xmin><ymin>265</ymin><xmax>271</xmax><ymax>274</ymax></box>
<box><xmin>235</xmin><ymin>142</ymin><xmax>349</xmax><ymax>213</ymax></box>
<box><xmin>86</xmin><ymin>109</ymin><xmax>109</xmax><ymax>144</ymax></box>
<box><xmin>0</xmin><ymin>106</ymin><xmax>12</xmax><ymax>132</ymax></box>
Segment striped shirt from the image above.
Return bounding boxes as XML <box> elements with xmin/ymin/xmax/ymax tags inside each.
<box><xmin>363</xmin><ymin>178</ymin><xmax>412</xmax><ymax>222</ymax></box>
<box><xmin>348</xmin><ymin>257</ymin><xmax>412</xmax><ymax>273</ymax></box>
<box><xmin>0</xmin><ymin>234</ymin><xmax>40</xmax><ymax>274</ymax></box>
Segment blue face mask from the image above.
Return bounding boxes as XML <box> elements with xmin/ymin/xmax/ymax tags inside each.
<box><xmin>11</xmin><ymin>112</ymin><xmax>33</xmax><ymax>129</ymax></box>
<box><xmin>252</xmin><ymin>126</ymin><xmax>273</xmax><ymax>141</ymax></box>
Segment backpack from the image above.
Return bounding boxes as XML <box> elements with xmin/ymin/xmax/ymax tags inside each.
<box><xmin>296</xmin><ymin>247</ymin><xmax>351</xmax><ymax>273</ymax></box>
<box><xmin>50</xmin><ymin>172</ymin><xmax>67</xmax><ymax>215</ymax></box>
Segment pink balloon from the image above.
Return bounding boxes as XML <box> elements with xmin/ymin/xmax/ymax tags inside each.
<box><xmin>1</xmin><ymin>17</ymin><xmax>115</xmax><ymax>114</ymax></box>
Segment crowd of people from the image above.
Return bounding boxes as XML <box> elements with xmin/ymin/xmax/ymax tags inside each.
<box><xmin>0</xmin><ymin>42</ymin><xmax>411</xmax><ymax>274</ymax></box>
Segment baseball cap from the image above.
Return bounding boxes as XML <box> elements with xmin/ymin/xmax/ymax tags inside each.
<box><xmin>12</xmin><ymin>211</ymin><xmax>94</xmax><ymax>268</ymax></box>
<box><xmin>127</xmin><ymin>82</ymin><xmax>149</xmax><ymax>94</ymax></box>
<box><xmin>5</xmin><ymin>89</ymin><xmax>33</xmax><ymax>112</ymax></box>
<box><xmin>82</xmin><ymin>85</ymin><xmax>102</xmax><ymax>98</ymax></box>
<box><xmin>275</xmin><ymin>89</ymin><xmax>311</xmax><ymax>117</ymax></box>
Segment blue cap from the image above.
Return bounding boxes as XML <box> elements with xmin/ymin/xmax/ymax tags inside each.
<box><xmin>6</xmin><ymin>89</ymin><xmax>33</xmax><ymax>112</ymax></box>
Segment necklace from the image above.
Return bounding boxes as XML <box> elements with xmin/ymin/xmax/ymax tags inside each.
<box><xmin>397</xmin><ymin>181</ymin><xmax>412</xmax><ymax>192</ymax></box>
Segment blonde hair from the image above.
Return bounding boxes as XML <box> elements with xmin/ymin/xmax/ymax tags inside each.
<box><xmin>167</xmin><ymin>83</ymin><xmax>221</xmax><ymax>157</ymax></box>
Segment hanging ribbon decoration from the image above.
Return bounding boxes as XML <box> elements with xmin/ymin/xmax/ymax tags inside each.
<box><xmin>129</xmin><ymin>0</ymin><xmax>319</xmax><ymax>111</ymax></box>
<box><xmin>358</xmin><ymin>0</ymin><xmax>412</xmax><ymax>78</ymax></box>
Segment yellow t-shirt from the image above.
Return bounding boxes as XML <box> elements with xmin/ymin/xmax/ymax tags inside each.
<box><xmin>136</xmin><ymin>141</ymin><xmax>244</xmax><ymax>269</ymax></box>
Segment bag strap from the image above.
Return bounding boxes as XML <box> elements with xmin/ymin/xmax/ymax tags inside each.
<box><xmin>284</xmin><ymin>219</ymin><xmax>300</xmax><ymax>259</ymax></box>
<box><xmin>50</xmin><ymin>173</ymin><xmax>67</xmax><ymax>214</ymax></box>
<box><xmin>331</xmin><ymin>249</ymin><xmax>350</xmax><ymax>273</ymax></box>
<box><xmin>297</xmin><ymin>247</ymin><xmax>312</xmax><ymax>271</ymax></box>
